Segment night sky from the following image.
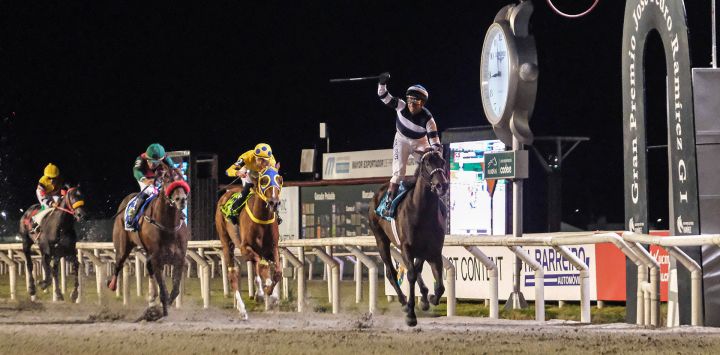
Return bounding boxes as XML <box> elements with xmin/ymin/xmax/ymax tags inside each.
<box><xmin>0</xmin><ymin>1</ymin><xmax>717</xmax><ymax>231</ymax></box>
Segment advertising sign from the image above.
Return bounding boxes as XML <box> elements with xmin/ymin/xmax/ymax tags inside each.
<box><xmin>385</xmin><ymin>245</ymin><xmax>598</xmax><ymax>301</ymax></box>
<box><xmin>300</xmin><ymin>184</ymin><xmax>381</xmax><ymax>238</ymax></box>
<box><xmin>322</xmin><ymin>149</ymin><xmax>417</xmax><ymax>180</ymax></box>
<box><xmin>278</xmin><ymin>186</ymin><xmax>299</xmax><ymax>239</ymax></box>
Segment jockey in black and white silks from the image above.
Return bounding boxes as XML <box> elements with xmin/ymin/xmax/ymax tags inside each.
<box><xmin>377</xmin><ymin>72</ymin><xmax>441</xmax><ymax>215</ymax></box>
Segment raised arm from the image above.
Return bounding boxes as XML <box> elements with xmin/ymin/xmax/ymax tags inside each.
<box><xmin>377</xmin><ymin>72</ymin><xmax>406</xmax><ymax>111</ymax></box>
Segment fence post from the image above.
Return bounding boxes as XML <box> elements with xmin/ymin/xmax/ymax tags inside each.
<box><xmin>0</xmin><ymin>251</ymin><xmax>17</xmax><ymax>300</ymax></box>
<box><xmin>346</xmin><ymin>246</ymin><xmax>377</xmax><ymax>314</ymax></box>
<box><xmin>280</xmin><ymin>248</ymin><xmax>306</xmax><ymax>312</ymax></box>
<box><xmin>554</xmin><ymin>246</ymin><xmax>590</xmax><ymax>323</ymax></box>
<box><xmin>465</xmin><ymin>246</ymin><xmax>498</xmax><ymax>319</ymax></box>
<box><xmin>509</xmin><ymin>246</ymin><xmax>544</xmax><ymax>321</ymax></box>
<box><xmin>313</xmin><ymin>247</ymin><xmax>339</xmax><ymax>314</ymax></box>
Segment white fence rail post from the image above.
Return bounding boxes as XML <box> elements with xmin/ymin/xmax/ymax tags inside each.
<box><xmin>313</xmin><ymin>247</ymin><xmax>339</xmax><ymax>314</ymax></box>
<box><xmin>346</xmin><ymin>246</ymin><xmax>378</xmax><ymax>315</ymax></box>
<box><xmin>554</xmin><ymin>246</ymin><xmax>590</xmax><ymax>323</ymax></box>
<box><xmin>465</xmin><ymin>246</ymin><xmax>498</xmax><ymax>319</ymax></box>
<box><xmin>509</xmin><ymin>246</ymin><xmax>543</xmax><ymax>321</ymax></box>
<box><xmin>280</xmin><ymin>247</ymin><xmax>306</xmax><ymax>313</ymax></box>
<box><xmin>0</xmin><ymin>251</ymin><xmax>17</xmax><ymax>300</ymax></box>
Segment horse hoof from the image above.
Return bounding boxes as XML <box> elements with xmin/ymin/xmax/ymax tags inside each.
<box><xmin>405</xmin><ymin>316</ymin><xmax>418</xmax><ymax>327</ymax></box>
<box><xmin>107</xmin><ymin>277</ymin><xmax>117</xmax><ymax>291</ymax></box>
<box><xmin>70</xmin><ymin>290</ymin><xmax>78</xmax><ymax>303</ymax></box>
<box><xmin>420</xmin><ymin>301</ymin><xmax>430</xmax><ymax>311</ymax></box>
<box><xmin>55</xmin><ymin>294</ymin><xmax>64</xmax><ymax>302</ymax></box>
<box><xmin>401</xmin><ymin>304</ymin><xmax>410</xmax><ymax>314</ymax></box>
<box><xmin>239</xmin><ymin>311</ymin><xmax>249</xmax><ymax>320</ymax></box>
<box><xmin>429</xmin><ymin>295</ymin><xmax>439</xmax><ymax>306</ymax></box>
<box><xmin>30</xmin><ymin>295</ymin><xmax>37</xmax><ymax>302</ymax></box>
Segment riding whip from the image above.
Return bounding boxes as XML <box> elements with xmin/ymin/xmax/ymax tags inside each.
<box><xmin>329</xmin><ymin>74</ymin><xmax>387</xmax><ymax>83</ymax></box>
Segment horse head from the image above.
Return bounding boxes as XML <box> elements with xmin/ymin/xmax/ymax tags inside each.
<box><xmin>159</xmin><ymin>167</ymin><xmax>190</xmax><ymax>211</ymax></box>
<box><xmin>418</xmin><ymin>149</ymin><xmax>449</xmax><ymax>197</ymax></box>
<box><xmin>257</xmin><ymin>166</ymin><xmax>283</xmax><ymax>214</ymax></box>
<box><xmin>63</xmin><ymin>185</ymin><xmax>88</xmax><ymax>222</ymax></box>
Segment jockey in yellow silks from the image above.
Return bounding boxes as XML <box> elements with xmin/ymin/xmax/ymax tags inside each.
<box><xmin>31</xmin><ymin>163</ymin><xmax>64</xmax><ymax>232</ymax></box>
<box><xmin>224</xmin><ymin>143</ymin><xmax>277</xmax><ymax>224</ymax></box>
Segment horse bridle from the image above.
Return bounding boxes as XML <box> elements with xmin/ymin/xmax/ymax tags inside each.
<box><xmin>419</xmin><ymin>150</ymin><xmax>447</xmax><ymax>193</ymax></box>
<box><xmin>54</xmin><ymin>187</ymin><xmax>85</xmax><ymax>220</ymax></box>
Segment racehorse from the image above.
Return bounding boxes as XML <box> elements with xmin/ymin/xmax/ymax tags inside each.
<box><xmin>18</xmin><ymin>185</ymin><xmax>88</xmax><ymax>302</ymax></box>
<box><xmin>215</xmin><ymin>166</ymin><xmax>283</xmax><ymax>319</ymax></box>
<box><xmin>368</xmin><ymin>149</ymin><xmax>449</xmax><ymax>327</ymax></box>
<box><xmin>108</xmin><ymin>167</ymin><xmax>190</xmax><ymax>317</ymax></box>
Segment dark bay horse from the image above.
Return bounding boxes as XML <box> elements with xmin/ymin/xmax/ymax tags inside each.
<box><xmin>19</xmin><ymin>186</ymin><xmax>88</xmax><ymax>302</ymax></box>
<box><xmin>369</xmin><ymin>149</ymin><xmax>449</xmax><ymax>326</ymax></box>
<box><xmin>108</xmin><ymin>168</ymin><xmax>190</xmax><ymax>317</ymax></box>
<box><xmin>216</xmin><ymin>166</ymin><xmax>283</xmax><ymax>319</ymax></box>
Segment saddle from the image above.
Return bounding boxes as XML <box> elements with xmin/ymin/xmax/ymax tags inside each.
<box><xmin>221</xmin><ymin>190</ymin><xmax>254</xmax><ymax>219</ymax></box>
<box><xmin>375</xmin><ymin>182</ymin><xmax>411</xmax><ymax>221</ymax></box>
<box><xmin>124</xmin><ymin>194</ymin><xmax>157</xmax><ymax>231</ymax></box>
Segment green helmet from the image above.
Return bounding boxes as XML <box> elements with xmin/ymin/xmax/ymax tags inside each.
<box><xmin>145</xmin><ymin>143</ymin><xmax>166</xmax><ymax>160</ymax></box>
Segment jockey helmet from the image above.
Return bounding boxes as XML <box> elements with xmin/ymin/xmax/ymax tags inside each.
<box><xmin>406</xmin><ymin>85</ymin><xmax>429</xmax><ymax>102</ymax></box>
<box><xmin>146</xmin><ymin>143</ymin><xmax>166</xmax><ymax>160</ymax></box>
<box><xmin>253</xmin><ymin>143</ymin><xmax>273</xmax><ymax>160</ymax></box>
<box><xmin>44</xmin><ymin>163</ymin><xmax>60</xmax><ymax>178</ymax></box>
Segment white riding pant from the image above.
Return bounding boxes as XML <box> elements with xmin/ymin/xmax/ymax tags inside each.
<box><xmin>391</xmin><ymin>131</ymin><xmax>430</xmax><ymax>184</ymax></box>
<box><xmin>138</xmin><ymin>180</ymin><xmax>158</xmax><ymax>197</ymax></box>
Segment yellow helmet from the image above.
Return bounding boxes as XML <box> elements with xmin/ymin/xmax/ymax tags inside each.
<box><xmin>253</xmin><ymin>143</ymin><xmax>273</xmax><ymax>160</ymax></box>
<box><xmin>44</xmin><ymin>163</ymin><xmax>60</xmax><ymax>178</ymax></box>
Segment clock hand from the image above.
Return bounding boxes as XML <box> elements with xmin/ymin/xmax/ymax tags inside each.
<box><xmin>491</xmin><ymin>72</ymin><xmax>501</xmax><ymax>78</ymax></box>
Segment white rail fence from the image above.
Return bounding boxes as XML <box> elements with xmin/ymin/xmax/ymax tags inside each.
<box><xmin>0</xmin><ymin>231</ymin><xmax>709</xmax><ymax>327</ymax></box>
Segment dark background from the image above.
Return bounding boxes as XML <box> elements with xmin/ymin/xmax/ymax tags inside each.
<box><xmin>0</xmin><ymin>1</ymin><xmax>717</xmax><ymax>231</ymax></box>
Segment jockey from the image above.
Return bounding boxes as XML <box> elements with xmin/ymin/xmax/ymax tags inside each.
<box><xmin>124</xmin><ymin>143</ymin><xmax>180</xmax><ymax>231</ymax></box>
<box><xmin>225</xmin><ymin>143</ymin><xmax>277</xmax><ymax>225</ymax></box>
<box><xmin>377</xmin><ymin>72</ymin><xmax>442</xmax><ymax>216</ymax></box>
<box><xmin>31</xmin><ymin>163</ymin><xmax>63</xmax><ymax>232</ymax></box>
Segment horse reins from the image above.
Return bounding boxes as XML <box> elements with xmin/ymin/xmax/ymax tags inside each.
<box><xmin>54</xmin><ymin>187</ymin><xmax>85</xmax><ymax>219</ymax></box>
<box><xmin>143</xmin><ymin>170</ymin><xmax>186</xmax><ymax>232</ymax></box>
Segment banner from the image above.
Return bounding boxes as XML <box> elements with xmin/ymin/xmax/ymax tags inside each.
<box><xmin>384</xmin><ymin>245</ymin><xmax>598</xmax><ymax>301</ymax></box>
<box><xmin>278</xmin><ymin>186</ymin><xmax>299</xmax><ymax>239</ymax></box>
<box><xmin>322</xmin><ymin>149</ymin><xmax>417</xmax><ymax>180</ymax></box>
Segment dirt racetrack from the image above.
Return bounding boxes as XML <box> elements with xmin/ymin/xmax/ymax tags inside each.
<box><xmin>2</xmin><ymin>299</ymin><xmax>720</xmax><ymax>355</ymax></box>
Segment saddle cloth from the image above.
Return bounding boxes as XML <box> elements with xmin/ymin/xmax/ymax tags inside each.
<box><xmin>124</xmin><ymin>194</ymin><xmax>157</xmax><ymax>231</ymax></box>
<box><xmin>374</xmin><ymin>182</ymin><xmax>411</xmax><ymax>221</ymax></box>
<box><xmin>220</xmin><ymin>191</ymin><xmax>254</xmax><ymax>219</ymax></box>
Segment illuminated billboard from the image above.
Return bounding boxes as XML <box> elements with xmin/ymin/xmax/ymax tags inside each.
<box><xmin>449</xmin><ymin>140</ymin><xmax>507</xmax><ymax>235</ymax></box>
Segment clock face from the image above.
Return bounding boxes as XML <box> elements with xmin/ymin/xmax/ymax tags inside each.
<box><xmin>481</xmin><ymin>23</ymin><xmax>511</xmax><ymax>125</ymax></box>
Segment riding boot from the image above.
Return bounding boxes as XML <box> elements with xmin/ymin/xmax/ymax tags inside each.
<box><xmin>229</xmin><ymin>183</ymin><xmax>253</xmax><ymax>225</ymax></box>
<box><xmin>383</xmin><ymin>182</ymin><xmax>399</xmax><ymax>217</ymax></box>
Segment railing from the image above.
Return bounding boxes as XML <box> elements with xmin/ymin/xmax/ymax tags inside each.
<box><xmin>0</xmin><ymin>231</ymin><xmax>703</xmax><ymax>327</ymax></box>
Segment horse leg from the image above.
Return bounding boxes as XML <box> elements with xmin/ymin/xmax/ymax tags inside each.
<box><xmin>152</xmin><ymin>260</ymin><xmax>169</xmax><ymax>317</ymax></box>
<box><xmin>427</xmin><ymin>254</ymin><xmax>446</xmax><ymax>306</ymax></box>
<box><xmin>52</xmin><ymin>256</ymin><xmax>64</xmax><ymax>301</ymax></box>
<box><xmin>146</xmin><ymin>259</ymin><xmax>158</xmax><ymax>305</ymax></box>
<box><xmin>108</xmin><ymin>237</ymin><xmax>132</xmax><ymax>292</ymax></box>
<box><xmin>168</xmin><ymin>258</ymin><xmax>184</xmax><ymax>305</ymax></box>
<box><xmin>413</xmin><ymin>258</ymin><xmax>430</xmax><ymax>311</ymax></box>
<box><xmin>401</xmin><ymin>246</ymin><xmax>417</xmax><ymax>327</ymax></box>
<box><xmin>225</xmin><ymin>243</ymin><xmax>248</xmax><ymax>319</ymax></box>
<box><xmin>40</xmin><ymin>253</ymin><xmax>52</xmax><ymax>291</ymax></box>
<box><xmin>69</xmin><ymin>253</ymin><xmax>80</xmax><ymax>302</ymax></box>
<box><xmin>22</xmin><ymin>242</ymin><xmax>37</xmax><ymax>300</ymax></box>
<box><xmin>375</xmin><ymin>239</ymin><xmax>407</xmax><ymax>306</ymax></box>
